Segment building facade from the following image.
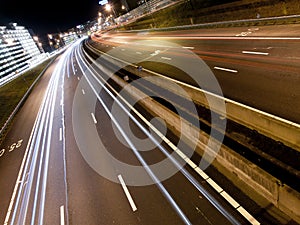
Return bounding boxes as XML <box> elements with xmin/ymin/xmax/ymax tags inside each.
<box><xmin>0</xmin><ymin>23</ymin><xmax>42</xmax><ymax>79</ymax></box>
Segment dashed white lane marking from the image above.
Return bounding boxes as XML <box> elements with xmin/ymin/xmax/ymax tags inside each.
<box><xmin>150</xmin><ymin>50</ymin><xmax>161</xmax><ymax>56</ymax></box>
<box><xmin>91</xmin><ymin>113</ymin><xmax>97</xmax><ymax>124</ymax></box>
<box><xmin>82</xmin><ymin>89</ymin><xmax>85</xmax><ymax>95</ymax></box>
<box><xmin>161</xmin><ymin>56</ymin><xmax>172</xmax><ymax>60</ymax></box>
<box><xmin>206</xmin><ymin>178</ymin><xmax>223</xmax><ymax>193</ymax></box>
<box><xmin>59</xmin><ymin>128</ymin><xmax>62</xmax><ymax>141</ymax></box>
<box><xmin>81</xmin><ymin>44</ymin><xmax>260</xmax><ymax>225</ymax></box>
<box><xmin>77</xmin><ymin>76</ymin><xmax>80</xmax><ymax>80</ymax></box>
<box><xmin>214</xmin><ymin>66</ymin><xmax>238</xmax><ymax>73</ymax></box>
<box><xmin>136</xmin><ymin>52</ymin><xmax>142</xmax><ymax>55</ymax></box>
<box><xmin>182</xmin><ymin>46</ymin><xmax>195</xmax><ymax>49</ymax></box>
<box><xmin>220</xmin><ymin>191</ymin><xmax>240</xmax><ymax>209</ymax></box>
<box><xmin>118</xmin><ymin>174</ymin><xmax>137</xmax><ymax>212</ymax></box>
<box><xmin>60</xmin><ymin>205</ymin><xmax>65</xmax><ymax>225</ymax></box>
<box><xmin>242</xmin><ymin>51</ymin><xmax>269</xmax><ymax>56</ymax></box>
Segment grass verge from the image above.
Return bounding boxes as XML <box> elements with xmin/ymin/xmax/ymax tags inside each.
<box><xmin>0</xmin><ymin>57</ymin><xmax>54</xmax><ymax>143</ymax></box>
<box><xmin>118</xmin><ymin>0</ymin><xmax>300</xmax><ymax>31</ymax></box>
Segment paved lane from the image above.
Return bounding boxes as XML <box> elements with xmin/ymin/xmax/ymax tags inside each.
<box><xmin>91</xmin><ymin>27</ymin><xmax>300</xmax><ymax>123</ymax></box>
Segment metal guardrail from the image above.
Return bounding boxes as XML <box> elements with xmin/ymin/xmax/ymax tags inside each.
<box><xmin>119</xmin><ymin>14</ymin><xmax>300</xmax><ymax>32</ymax></box>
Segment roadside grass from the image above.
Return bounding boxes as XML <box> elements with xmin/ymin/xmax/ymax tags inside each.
<box><xmin>118</xmin><ymin>0</ymin><xmax>300</xmax><ymax>31</ymax></box>
<box><xmin>0</xmin><ymin>58</ymin><xmax>53</xmax><ymax>142</ymax></box>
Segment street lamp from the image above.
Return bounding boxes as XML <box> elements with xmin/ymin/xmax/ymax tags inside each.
<box><xmin>47</xmin><ymin>34</ymin><xmax>54</xmax><ymax>52</ymax></box>
<box><xmin>105</xmin><ymin>4</ymin><xmax>111</xmax><ymax>11</ymax></box>
<box><xmin>105</xmin><ymin>3</ymin><xmax>117</xmax><ymax>17</ymax></box>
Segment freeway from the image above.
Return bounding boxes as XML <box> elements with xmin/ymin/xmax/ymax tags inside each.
<box><xmin>0</xmin><ymin>35</ymin><xmax>298</xmax><ymax>225</ymax></box>
<box><xmin>92</xmin><ymin>25</ymin><xmax>300</xmax><ymax>124</ymax></box>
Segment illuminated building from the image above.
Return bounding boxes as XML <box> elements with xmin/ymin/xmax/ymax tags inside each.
<box><xmin>0</xmin><ymin>23</ymin><xmax>42</xmax><ymax>79</ymax></box>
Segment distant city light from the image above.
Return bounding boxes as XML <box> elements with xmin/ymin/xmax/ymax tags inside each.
<box><xmin>105</xmin><ymin>4</ymin><xmax>112</xmax><ymax>11</ymax></box>
<box><xmin>99</xmin><ymin>0</ymin><xmax>108</xmax><ymax>5</ymax></box>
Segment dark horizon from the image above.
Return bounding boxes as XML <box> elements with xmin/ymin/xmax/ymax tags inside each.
<box><xmin>0</xmin><ymin>0</ymin><xmax>103</xmax><ymax>38</ymax></box>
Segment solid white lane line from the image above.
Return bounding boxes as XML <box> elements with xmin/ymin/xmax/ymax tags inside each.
<box><xmin>59</xmin><ymin>128</ymin><xmax>62</xmax><ymax>141</ymax></box>
<box><xmin>91</xmin><ymin>113</ymin><xmax>97</xmax><ymax>124</ymax></box>
<box><xmin>242</xmin><ymin>51</ymin><xmax>269</xmax><ymax>56</ymax></box>
<box><xmin>161</xmin><ymin>56</ymin><xmax>172</xmax><ymax>60</ymax></box>
<box><xmin>117</xmin><ymin>175</ymin><xmax>137</xmax><ymax>212</ymax></box>
<box><xmin>214</xmin><ymin>66</ymin><xmax>238</xmax><ymax>73</ymax></box>
<box><xmin>82</xmin><ymin>89</ymin><xmax>85</xmax><ymax>95</ymax></box>
<box><xmin>61</xmin><ymin>62</ymin><xmax>69</xmax><ymax>225</ymax></box>
<box><xmin>60</xmin><ymin>205</ymin><xmax>65</xmax><ymax>225</ymax></box>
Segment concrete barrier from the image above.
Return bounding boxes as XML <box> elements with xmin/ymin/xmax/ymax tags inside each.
<box><xmin>86</xmin><ymin>34</ymin><xmax>300</xmax><ymax>223</ymax></box>
<box><xmin>110</xmin><ymin>62</ymin><xmax>300</xmax><ymax>223</ymax></box>
<box><xmin>87</xmin><ymin>43</ymin><xmax>300</xmax><ymax>153</ymax></box>
<box><xmin>85</xmin><ymin>46</ymin><xmax>300</xmax><ymax>222</ymax></box>
<box><xmin>124</xmin><ymin>64</ymin><xmax>300</xmax><ymax>153</ymax></box>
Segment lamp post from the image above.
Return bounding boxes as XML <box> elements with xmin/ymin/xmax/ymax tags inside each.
<box><xmin>48</xmin><ymin>34</ymin><xmax>54</xmax><ymax>52</ymax></box>
<box><xmin>105</xmin><ymin>3</ymin><xmax>117</xmax><ymax>18</ymax></box>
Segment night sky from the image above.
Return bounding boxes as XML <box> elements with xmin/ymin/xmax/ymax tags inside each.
<box><xmin>0</xmin><ymin>0</ymin><xmax>103</xmax><ymax>37</ymax></box>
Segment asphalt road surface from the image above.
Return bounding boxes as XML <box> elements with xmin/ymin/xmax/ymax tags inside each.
<box><xmin>0</xmin><ymin>32</ymin><xmax>298</xmax><ymax>225</ymax></box>
<box><xmin>92</xmin><ymin>25</ymin><xmax>300</xmax><ymax>124</ymax></box>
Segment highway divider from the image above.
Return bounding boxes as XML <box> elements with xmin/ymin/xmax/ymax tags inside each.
<box><xmin>117</xmin><ymin>14</ymin><xmax>300</xmax><ymax>33</ymax></box>
<box><xmin>90</xmin><ymin>42</ymin><xmax>300</xmax><ymax>153</ymax></box>
<box><xmin>84</xmin><ymin>41</ymin><xmax>300</xmax><ymax>222</ymax></box>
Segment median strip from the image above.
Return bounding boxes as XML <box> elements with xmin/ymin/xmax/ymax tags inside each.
<box><xmin>83</xmin><ymin>43</ymin><xmax>261</xmax><ymax>224</ymax></box>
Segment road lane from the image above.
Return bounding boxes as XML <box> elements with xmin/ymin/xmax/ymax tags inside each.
<box><xmin>90</xmin><ymin>29</ymin><xmax>300</xmax><ymax>123</ymax></box>
<box><xmin>0</xmin><ymin>34</ymin><xmax>298</xmax><ymax>225</ymax></box>
<box><xmin>78</xmin><ymin>38</ymin><xmax>298</xmax><ymax>223</ymax></box>
<box><xmin>73</xmin><ymin>42</ymin><xmax>254</xmax><ymax>224</ymax></box>
<box><xmin>0</xmin><ymin>56</ymin><xmax>60</xmax><ymax>224</ymax></box>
